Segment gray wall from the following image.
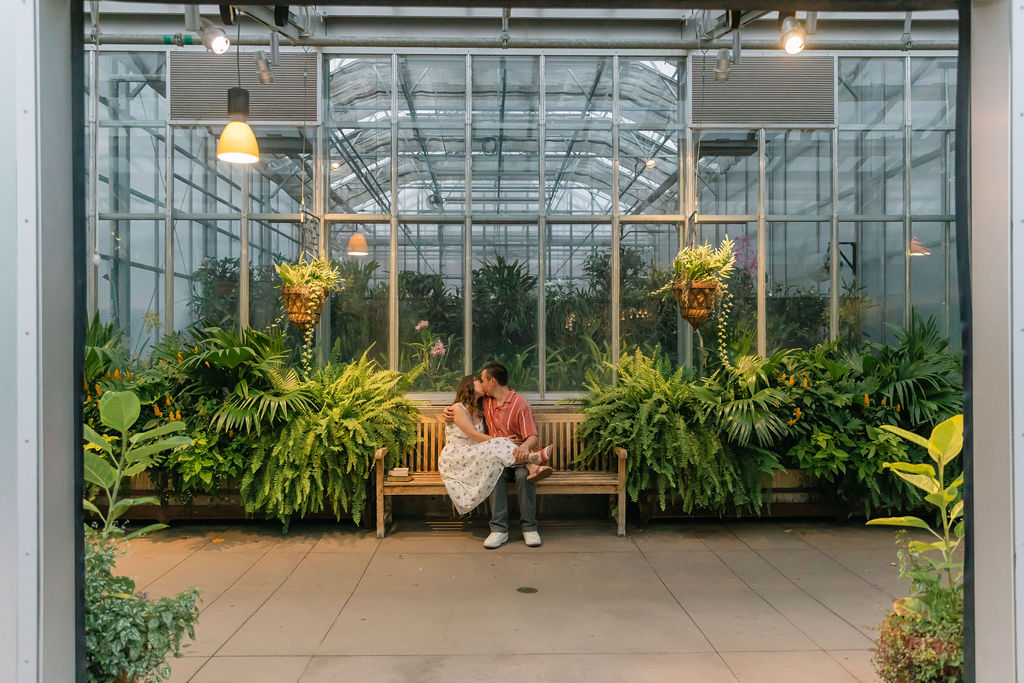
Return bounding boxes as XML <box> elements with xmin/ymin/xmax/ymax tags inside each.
<box><xmin>1</xmin><ymin>0</ymin><xmax>77</xmax><ymax>680</ymax></box>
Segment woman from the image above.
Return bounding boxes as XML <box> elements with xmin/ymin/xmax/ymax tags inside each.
<box><xmin>438</xmin><ymin>374</ymin><xmax>551</xmax><ymax>515</ymax></box>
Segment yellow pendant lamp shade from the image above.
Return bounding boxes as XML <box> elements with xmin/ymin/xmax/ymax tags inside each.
<box><xmin>347</xmin><ymin>233</ymin><xmax>369</xmax><ymax>256</ymax></box>
<box><xmin>217</xmin><ymin>86</ymin><xmax>259</xmax><ymax>164</ymax></box>
<box><xmin>217</xmin><ymin>120</ymin><xmax>260</xmax><ymax>164</ymax></box>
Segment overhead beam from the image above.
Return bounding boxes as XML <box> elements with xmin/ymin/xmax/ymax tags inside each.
<box><xmin>159</xmin><ymin>1</ymin><xmax>957</xmax><ymax>10</ymax></box>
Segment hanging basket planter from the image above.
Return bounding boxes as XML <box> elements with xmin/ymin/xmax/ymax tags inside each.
<box><xmin>672</xmin><ymin>280</ymin><xmax>720</xmax><ymax>329</ymax></box>
<box><xmin>282</xmin><ymin>285</ymin><xmax>326</xmax><ymax>334</ymax></box>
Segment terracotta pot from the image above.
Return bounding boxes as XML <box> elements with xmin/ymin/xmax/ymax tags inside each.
<box><xmin>671</xmin><ymin>280</ymin><xmax>720</xmax><ymax>329</ymax></box>
<box><xmin>282</xmin><ymin>285</ymin><xmax>327</xmax><ymax>334</ymax></box>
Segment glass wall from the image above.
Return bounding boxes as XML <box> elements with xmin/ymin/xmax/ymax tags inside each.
<box><xmin>86</xmin><ymin>49</ymin><xmax>959</xmax><ymax>395</ymax></box>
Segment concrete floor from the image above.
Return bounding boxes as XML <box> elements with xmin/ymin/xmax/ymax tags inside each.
<box><xmin>116</xmin><ymin>518</ymin><xmax>915</xmax><ymax>682</ymax></box>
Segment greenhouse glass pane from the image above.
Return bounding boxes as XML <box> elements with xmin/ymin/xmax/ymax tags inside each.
<box><xmin>620</xmin><ymin>224</ymin><xmax>681</xmax><ymax>365</ymax></box>
<box><xmin>472</xmin><ymin>224</ymin><xmax>538</xmax><ymax>392</ymax></box>
<box><xmin>399</xmin><ymin>223</ymin><xmax>465</xmax><ymax>391</ymax></box>
<box><xmin>173</xmin><ymin>220</ymin><xmax>240</xmax><ymax>330</ymax></box>
<box><xmin>326</xmin><ymin>126</ymin><xmax>391</xmax><ymax>214</ymax></box>
<box><xmin>618</xmin><ymin>58</ymin><xmax>683</xmax><ymax>129</ymax></box>
<box><xmin>838</xmin><ymin>221</ymin><xmax>905</xmax><ymax>346</ymax></box>
<box><xmin>96</xmin><ymin>219</ymin><xmax>165</xmax><ymax>355</ymax></box>
<box><xmin>97</xmin><ymin>125</ymin><xmax>165</xmax><ymax>214</ymax></box>
<box><xmin>473</xmin><ymin>56</ymin><xmax>538</xmax><ymax>124</ymax></box>
<box><xmin>98</xmin><ymin>52</ymin><xmax>166</xmax><ymax>122</ymax></box>
<box><xmin>249</xmin><ymin>128</ymin><xmax>316</xmax><ymax>215</ymax></box>
<box><xmin>327</xmin><ymin>223</ymin><xmax>390</xmax><ymax>365</ymax></box>
<box><xmin>837</xmin><ymin>58</ymin><xmax>905</xmax><ymax>127</ymax></box>
<box><xmin>546</xmin><ymin>123</ymin><xmax>612</xmax><ymax>215</ymax></box>
<box><xmin>837</xmin><ymin>130</ymin><xmax>904</xmax><ymax>216</ymax></box>
<box><xmin>765</xmin><ymin>130</ymin><xmax>832</xmax><ymax>216</ymax></box>
<box><xmin>911</xmin><ymin>130</ymin><xmax>955</xmax><ymax>215</ymax></box>
<box><xmin>249</xmin><ymin>221</ymin><xmax>305</xmax><ymax>335</ymax></box>
<box><xmin>326</xmin><ymin>56</ymin><xmax>393</xmax><ymax>126</ymax></box>
<box><xmin>910</xmin><ymin>221</ymin><xmax>958</xmax><ymax>342</ymax></box>
<box><xmin>766</xmin><ymin>222</ymin><xmax>831</xmax><ymax>351</ymax></box>
<box><xmin>173</xmin><ymin>127</ymin><xmax>243</xmax><ymax>216</ymax></box>
<box><xmin>696</xmin><ymin>130</ymin><xmax>758</xmax><ymax>216</ymax></box>
<box><xmin>397</xmin><ymin>124</ymin><xmax>466</xmax><ymax>214</ymax></box>
<box><xmin>911</xmin><ymin>58</ymin><xmax>957</xmax><ymax>129</ymax></box>
<box><xmin>545</xmin><ymin>223</ymin><xmax>612</xmax><ymax>391</ymax></box>
<box><xmin>618</xmin><ymin>128</ymin><xmax>681</xmax><ymax>215</ymax></box>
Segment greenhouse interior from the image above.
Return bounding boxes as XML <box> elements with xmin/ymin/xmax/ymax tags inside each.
<box><xmin>21</xmin><ymin>2</ymin><xmax>1024</xmax><ymax>682</ymax></box>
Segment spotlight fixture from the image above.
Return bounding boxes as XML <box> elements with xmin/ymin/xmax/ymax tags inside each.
<box><xmin>427</xmin><ymin>192</ymin><xmax>444</xmax><ymax>209</ymax></box>
<box><xmin>714</xmin><ymin>48</ymin><xmax>731</xmax><ymax>83</ymax></box>
<box><xmin>645</xmin><ymin>158</ymin><xmax>657</xmax><ymax>169</ymax></box>
<box><xmin>217</xmin><ymin>28</ymin><xmax>259</xmax><ymax>164</ymax></box>
<box><xmin>909</xmin><ymin>236</ymin><xmax>931</xmax><ymax>257</ymax></box>
<box><xmin>254</xmin><ymin>50</ymin><xmax>273</xmax><ymax>85</ymax></box>
<box><xmin>330</xmin><ymin>160</ymin><xmax>342</xmax><ymax>170</ymax></box>
<box><xmin>199</xmin><ymin>18</ymin><xmax>230</xmax><ymax>54</ymax></box>
<box><xmin>347</xmin><ymin>233</ymin><xmax>368</xmax><ymax>257</ymax></box>
<box><xmin>780</xmin><ymin>15</ymin><xmax>806</xmax><ymax>55</ymax></box>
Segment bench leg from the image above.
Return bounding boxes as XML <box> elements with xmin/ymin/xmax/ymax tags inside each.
<box><xmin>617</xmin><ymin>487</ymin><xmax>626</xmax><ymax>537</ymax></box>
<box><xmin>376</xmin><ymin>463</ymin><xmax>386</xmax><ymax>539</ymax></box>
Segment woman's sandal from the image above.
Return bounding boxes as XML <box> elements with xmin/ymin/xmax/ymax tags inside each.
<box><xmin>526</xmin><ymin>463</ymin><xmax>554</xmax><ymax>482</ymax></box>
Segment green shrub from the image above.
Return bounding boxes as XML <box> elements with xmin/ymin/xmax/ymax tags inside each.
<box><xmin>576</xmin><ymin>349</ymin><xmax>781</xmax><ymax>514</ymax></box>
<box><xmin>240</xmin><ymin>355</ymin><xmax>421</xmax><ymax>529</ymax></box>
<box><xmin>85</xmin><ymin>530</ymin><xmax>200</xmax><ymax>683</ymax></box>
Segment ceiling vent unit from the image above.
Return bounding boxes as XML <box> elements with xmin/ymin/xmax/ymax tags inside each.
<box><xmin>691</xmin><ymin>55</ymin><xmax>834</xmax><ymax>126</ymax></box>
<box><xmin>169</xmin><ymin>51</ymin><xmax>319</xmax><ymax>123</ymax></box>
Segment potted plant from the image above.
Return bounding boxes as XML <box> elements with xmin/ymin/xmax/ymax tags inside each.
<box><xmin>83</xmin><ymin>390</ymin><xmax>201</xmax><ymax>682</ymax></box>
<box><xmin>866</xmin><ymin>415</ymin><xmax>964</xmax><ymax>682</ymax></box>
<box><xmin>659</xmin><ymin>237</ymin><xmax>735</xmax><ymax>329</ymax></box>
<box><xmin>275</xmin><ymin>255</ymin><xmax>342</xmax><ymax>335</ymax></box>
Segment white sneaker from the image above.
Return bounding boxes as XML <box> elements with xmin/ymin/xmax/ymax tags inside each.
<box><xmin>523</xmin><ymin>531</ymin><xmax>542</xmax><ymax>547</ymax></box>
<box><xmin>484</xmin><ymin>531</ymin><xmax>508</xmax><ymax>549</ymax></box>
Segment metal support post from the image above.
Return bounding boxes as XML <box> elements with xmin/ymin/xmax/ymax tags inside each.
<box><xmin>464</xmin><ymin>54</ymin><xmax>473</xmax><ymax>375</ymax></box>
<box><xmin>538</xmin><ymin>54</ymin><xmax>547</xmax><ymax>397</ymax></box>
<box><xmin>830</xmin><ymin>128</ymin><xmax>839</xmax><ymax>340</ymax></box>
<box><xmin>164</xmin><ymin>121</ymin><xmax>174</xmax><ymax>334</ymax></box>
<box><xmin>610</xmin><ymin>56</ymin><xmax>621</xmax><ymax>379</ymax></box>
<box><xmin>757</xmin><ymin>128</ymin><xmax>767</xmax><ymax>357</ymax></box>
<box><xmin>239</xmin><ymin>166</ymin><xmax>250</xmax><ymax>328</ymax></box>
<box><xmin>389</xmin><ymin>53</ymin><xmax>400</xmax><ymax>370</ymax></box>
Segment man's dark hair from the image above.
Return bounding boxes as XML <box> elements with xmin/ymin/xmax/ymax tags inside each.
<box><xmin>481</xmin><ymin>362</ymin><xmax>508</xmax><ymax>387</ymax></box>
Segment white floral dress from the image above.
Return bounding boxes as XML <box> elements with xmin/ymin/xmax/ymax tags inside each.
<box><xmin>437</xmin><ymin>407</ymin><xmax>517</xmax><ymax>515</ymax></box>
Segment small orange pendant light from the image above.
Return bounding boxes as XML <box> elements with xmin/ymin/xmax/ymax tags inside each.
<box><xmin>347</xmin><ymin>233</ymin><xmax>369</xmax><ymax>256</ymax></box>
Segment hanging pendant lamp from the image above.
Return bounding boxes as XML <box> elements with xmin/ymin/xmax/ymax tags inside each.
<box><xmin>217</xmin><ymin>24</ymin><xmax>259</xmax><ymax>164</ymax></box>
<box><xmin>347</xmin><ymin>233</ymin><xmax>368</xmax><ymax>256</ymax></box>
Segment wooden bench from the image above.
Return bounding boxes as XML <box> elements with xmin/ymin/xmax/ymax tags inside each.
<box><xmin>375</xmin><ymin>407</ymin><xmax>628</xmax><ymax>538</ymax></box>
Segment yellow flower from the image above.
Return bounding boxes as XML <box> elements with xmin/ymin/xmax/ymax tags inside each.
<box><xmin>204</xmin><ymin>361</ymin><xmax>210</xmax><ymax>368</ymax></box>
<box><xmin>802</xmin><ymin>377</ymin><xmax>808</xmax><ymax>388</ymax></box>
<box><xmin>95</xmin><ymin>384</ymin><xmax>102</xmax><ymax>396</ymax></box>
<box><xmin>175</xmin><ymin>410</ymin><xmax>182</xmax><ymax>421</ymax></box>
<box><xmin>794</xmin><ymin>407</ymin><xmax>802</xmax><ymax>420</ymax></box>
<box><xmin>788</xmin><ymin>376</ymin><xmax>795</xmax><ymax>386</ymax></box>
<box><xmin>896</xmin><ymin>404</ymin><xmax>901</xmax><ymax>413</ymax></box>
<box><xmin>881</xmin><ymin>398</ymin><xmax>887</xmax><ymax>406</ymax></box>
<box><xmin>864</xmin><ymin>394</ymin><xmax>870</xmax><ymax>407</ymax></box>
<box><xmin>165</xmin><ymin>395</ymin><xmax>172</xmax><ymax>406</ymax></box>
<box><xmin>154</xmin><ymin>405</ymin><xmax>162</xmax><ymax>417</ymax></box>
<box><xmin>113</xmin><ymin>368</ymin><xmax>120</xmax><ymax>380</ymax></box>
<box><xmin>786</xmin><ymin>418</ymin><xmax>796</xmax><ymax>426</ymax></box>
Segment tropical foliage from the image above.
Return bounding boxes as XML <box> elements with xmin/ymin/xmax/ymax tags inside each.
<box><xmin>576</xmin><ymin>348</ymin><xmax>781</xmax><ymax>514</ymax></box>
<box><xmin>241</xmin><ymin>356</ymin><xmax>421</xmax><ymax>529</ymax></box>
<box><xmin>868</xmin><ymin>415</ymin><xmax>965</xmax><ymax>682</ymax></box>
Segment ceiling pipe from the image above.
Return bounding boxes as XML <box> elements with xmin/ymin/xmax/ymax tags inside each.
<box><xmin>90</xmin><ymin>33</ymin><xmax>957</xmax><ymax>50</ymax></box>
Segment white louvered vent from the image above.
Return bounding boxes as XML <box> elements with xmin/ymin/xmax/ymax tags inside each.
<box><xmin>169</xmin><ymin>51</ymin><xmax>319</xmax><ymax>122</ymax></box>
<box><xmin>691</xmin><ymin>55</ymin><xmax>834</xmax><ymax>125</ymax></box>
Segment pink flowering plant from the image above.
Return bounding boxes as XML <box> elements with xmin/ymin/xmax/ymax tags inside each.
<box><xmin>407</xmin><ymin>320</ymin><xmax>453</xmax><ymax>376</ymax></box>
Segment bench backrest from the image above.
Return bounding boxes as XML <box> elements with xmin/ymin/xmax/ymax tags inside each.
<box><xmin>404</xmin><ymin>408</ymin><xmax>607</xmax><ymax>473</ymax></box>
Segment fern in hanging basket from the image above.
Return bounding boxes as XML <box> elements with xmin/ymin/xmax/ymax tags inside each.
<box><xmin>275</xmin><ymin>256</ymin><xmax>342</xmax><ymax>335</ymax></box>
<box><xmin>654</xmin><ymin>237</ymin><xmax>736</xmax><ymax>329</ymax></box>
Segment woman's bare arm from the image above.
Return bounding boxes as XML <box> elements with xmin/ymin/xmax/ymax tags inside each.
<box><xmin>452</xmin><ymin>404</ymin><xmax>491</xmax><ymax>443</ymax></box>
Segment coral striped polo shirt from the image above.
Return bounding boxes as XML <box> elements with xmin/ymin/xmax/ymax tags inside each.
<box><xmin>483</xmin><ymin>389</ymin><xmax>538</xmax><ymax>444</ymax></box>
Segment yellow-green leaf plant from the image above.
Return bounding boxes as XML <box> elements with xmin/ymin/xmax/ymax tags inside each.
<box><xmin>867</xmin><ymin>414</ymin><xmax>964</xmax><ymax>619</ymax></box>
<box><xmin>84</xmin><ymin>390</ymin><xmax>192</xmax><ymax>539</ymax></box>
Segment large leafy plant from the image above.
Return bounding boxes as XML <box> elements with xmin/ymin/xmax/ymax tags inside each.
<box><xmin>867</xmin><ymin>414</ymin><xmax>965</xmax><ymax>682</ymax></box>
<box><xmin>83</xmin><ymin>390</ymin><xmax>192</xmax><ymax>539</ymax></box>
<box><xmin>577</xmin><ymin>349</ymin><xmax>781</xmax><ymax>513</ymax></box>
<box><xmin>241</xmin><ymin>355</ymin><xmax>421</xmax><ymax>529</ymax></box>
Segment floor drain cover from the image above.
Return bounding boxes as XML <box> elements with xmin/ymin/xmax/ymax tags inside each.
<box><xmin>517</xmin><ymin>586</ymin><xmax>538</xmax><ymax>594</ymax></box>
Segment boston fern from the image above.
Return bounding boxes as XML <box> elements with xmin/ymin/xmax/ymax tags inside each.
<box><xmin>241</xmin><ymin>355</ymin><xmax>421</xmax><ymax>530</ymax></box>
<box><xmin>576</xmin><ymin>349</ymin><xmax>781</xmax><ymax>514</ymax></box>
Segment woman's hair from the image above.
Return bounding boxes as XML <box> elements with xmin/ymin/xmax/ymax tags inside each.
<box><xmin>454</xmin><ymin>374</ymin><xmax>482</xmax><ymax>414</ymax></box>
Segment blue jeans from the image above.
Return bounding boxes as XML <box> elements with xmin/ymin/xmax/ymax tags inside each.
<box><xmin>488</xmin><ymin>466</ymin><xmax>537</xmax><ymax>533</ymax></box>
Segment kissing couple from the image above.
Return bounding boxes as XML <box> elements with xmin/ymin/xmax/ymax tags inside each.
<box><xmin>438</xmin><ymin>363</ymin><xmax>553</xmax><ymax>549</ymax></box>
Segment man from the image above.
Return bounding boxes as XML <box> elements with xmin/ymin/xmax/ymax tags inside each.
<box><xmin>444</xmin><ymin>362</ymin><xmax>552</xmax><ymax>549</ymax></box>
